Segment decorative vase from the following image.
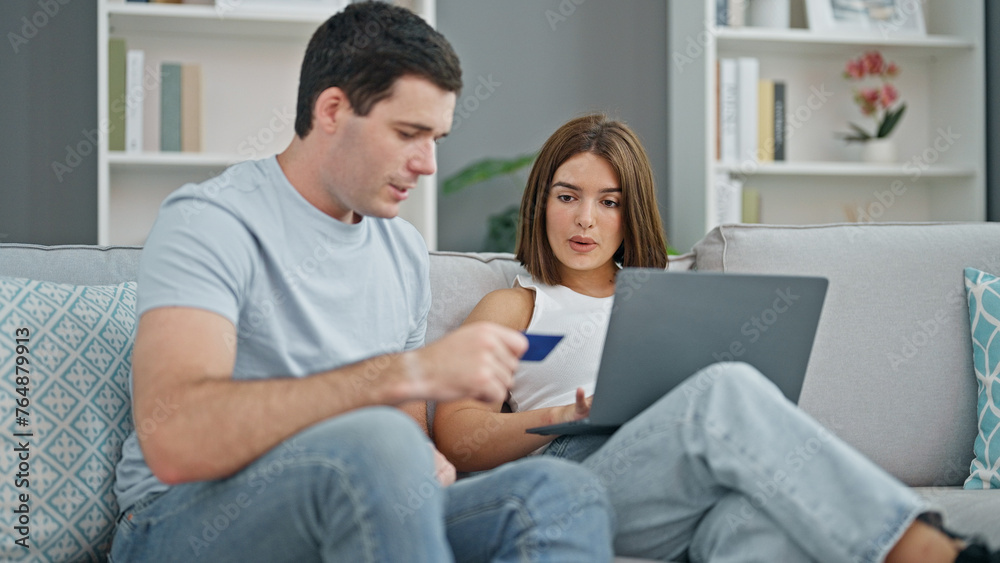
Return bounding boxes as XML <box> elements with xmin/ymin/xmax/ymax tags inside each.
<box><xmin>862</xmin><ymin>138</ymin><xmax>897</xmax><ymax>164</ymax></box>
<box><xmin>748</xmin><ymin>0</ymin><xmax>790</xmax><ymax>28</ymax></box>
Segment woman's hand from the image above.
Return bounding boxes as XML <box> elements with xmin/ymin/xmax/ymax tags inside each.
<box><xmin>558</xmin><ymin>387</ymin><xmax>593</xmax><ymax>423</ymax></box>
<box><xmin>431</xmin><ymin>444</ymin><xmax>457</xmax><ymax>487</ymax></box>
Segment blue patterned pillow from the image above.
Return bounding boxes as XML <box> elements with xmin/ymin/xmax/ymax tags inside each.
<box><xmin>963</xmin><ymin>267</ymin><xmax>1000</xmax><ymax>489</ymax></box>
<box><xmin>0</xmin><ymin>277</ymin><xmax>136</xmax><ymax>562</ymax></box>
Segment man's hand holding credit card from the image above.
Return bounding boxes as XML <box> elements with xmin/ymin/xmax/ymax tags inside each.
<box><xmin>522</xmin><ymin>333</ymin><xmax>563</xmax><ymax>361</ymax></box>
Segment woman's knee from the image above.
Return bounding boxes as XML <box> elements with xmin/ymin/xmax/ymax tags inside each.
<box><xmin>686</xmin><ymin>361</ymin><xmax>779</xmax><ymax>400</ymax></box>
<box><xmin>501</xmin><ymin>458</ymin><xmax>612</xmax><ymax>514</ymax></box>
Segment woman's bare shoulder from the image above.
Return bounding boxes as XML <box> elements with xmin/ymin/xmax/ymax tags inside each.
<box><xmin>465</xmin><ymin>286</ymin><xmax>535</xmax><ymax>331</ymax></box>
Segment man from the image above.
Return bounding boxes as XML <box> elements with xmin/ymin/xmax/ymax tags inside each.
<box><xmin>110</xmin><ymin>3</ymin><xmax>614</xmax><ymax>561</ymax></box>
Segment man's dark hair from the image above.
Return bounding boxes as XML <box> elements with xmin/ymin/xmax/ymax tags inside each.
<box><xmin>294</xmin><ymin>1</ymin><xmax>462</xmax><ymax>138</ymax></box>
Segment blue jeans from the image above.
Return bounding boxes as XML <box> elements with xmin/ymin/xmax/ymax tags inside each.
<box><xmin>110</xmin><ymin>407</ymin><xmax>614</xmax><ymax>562</ymax></box>
<box><xmin>543</xmin><ymin>362</ymin><xmax>928</xmax><ymax>563</ymax></box>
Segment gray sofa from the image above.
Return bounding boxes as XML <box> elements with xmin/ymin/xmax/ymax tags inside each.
<box><xmin>1</xmin><ymin>221</ymin><xmax>997</xmax><ymax>562</ymax></box>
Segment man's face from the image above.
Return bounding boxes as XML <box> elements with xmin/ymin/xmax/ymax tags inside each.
<box><xmin>326</xmin><ymin>75</ymin><xmax>456</xmax><ymax>222</ymax></box>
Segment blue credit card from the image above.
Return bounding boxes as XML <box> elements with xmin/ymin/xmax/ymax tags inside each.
<box><xmin>522</xmin><ymin>333</ymin><xmax>564</xmax><ymax>362</ymax></box>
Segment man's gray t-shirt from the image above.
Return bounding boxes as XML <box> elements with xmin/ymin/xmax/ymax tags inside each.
<box><xmin>113</xmin><ymin>156</ymin><xmax>431</xmax><ymax>513</ymax></box>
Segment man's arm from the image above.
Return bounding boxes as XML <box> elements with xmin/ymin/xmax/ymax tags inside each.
<box><xmin>133</xmin><ymin>306</ymin><xmax>526</xmax><ymax>485</ymax></box>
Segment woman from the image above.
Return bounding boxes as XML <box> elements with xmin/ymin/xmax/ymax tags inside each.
<box><xmin>434</xmin><ymin>114</ymin><xmax>996</xmax><ymax>562</ymax></box>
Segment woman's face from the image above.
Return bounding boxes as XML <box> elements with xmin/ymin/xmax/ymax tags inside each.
<box><xmin>545</xmin><ymin>152</ymin><xmax>624</xmax><ymax>280</ymax></box>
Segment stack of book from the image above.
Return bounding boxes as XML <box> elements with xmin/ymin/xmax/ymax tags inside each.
<box><xmin>712</xmin><ymin>55</ymin><xmax>782</xmax><ymax>228</ymax></box>
<box><xmin>712</xmin><ymin>173</ymin><xmax>761</xmax><ymax>227</ymax></box>
<box><xmin>716</xmin><ymin>57</ymin><xmax>786</xmax><ymax>166</ymax></box>
<box><xmin>108</xmin><ymin>39</ymin><xmax>202</xmax><ymax>153</ymax></box>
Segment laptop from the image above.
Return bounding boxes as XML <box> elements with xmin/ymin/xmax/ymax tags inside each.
<box><xmin>526</xmin><ymin>269</ymin><xmax>828</xmax><ymax>435</ymax></box>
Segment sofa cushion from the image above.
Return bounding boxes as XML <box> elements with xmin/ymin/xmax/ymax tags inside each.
<box><xmin>693</xmin><ymin>223</ymin><xmax>1000</xmax><ymax>487</ymax></box>
<box><xmin>962</xmin><ymin>267</ymin><xmax>1000</xmax><ymax>489</ymax></box>
<box><xmin>0</xmin><ymin>277</ymin><xmax>137</xmax><ymax>561</ymax></box>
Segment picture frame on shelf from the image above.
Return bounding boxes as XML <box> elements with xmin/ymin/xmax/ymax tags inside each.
<box><xmin>805</xmin><ymin>0</ymin><xmax>925</xmax><ymax>37</ymax></box>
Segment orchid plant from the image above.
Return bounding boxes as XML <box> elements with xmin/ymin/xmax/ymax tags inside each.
<box><xmin>841</xmin><ymin>50</ymin><xmax>906</xmax><ymax>142</ymax></box>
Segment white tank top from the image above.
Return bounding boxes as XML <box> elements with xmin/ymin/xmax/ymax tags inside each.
<box><xmin>509</xmin><ymin>274</ymin><xmax>614</xmax><ymax>413</ymax></box>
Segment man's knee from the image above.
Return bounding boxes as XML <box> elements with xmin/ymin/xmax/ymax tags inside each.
<box><xmin>291</xmin><ymin>407</ymin><xmax>431</xmax><ymax>469</ymax></box>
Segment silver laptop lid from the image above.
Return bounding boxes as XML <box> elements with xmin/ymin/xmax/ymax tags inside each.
<box><xmin>588</xmin><ymin>269</ymin><xmax>828</xmax><ymax>426</ymax></box>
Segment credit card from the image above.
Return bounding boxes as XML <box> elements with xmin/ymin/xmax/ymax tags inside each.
<box><xmin>522</xmin><ymin>333</ymin><xmax>564</xmax><ymax>362</ymax></box>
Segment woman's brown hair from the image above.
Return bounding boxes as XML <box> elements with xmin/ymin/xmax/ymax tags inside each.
<box><xmin>515</xmin><ymin>114</ymin><xmax>668</xmax><ymax>285</ymax></box>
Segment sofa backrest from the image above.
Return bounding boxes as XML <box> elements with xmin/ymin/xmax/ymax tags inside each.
<box><xmin>0</xmin><ymin>244</ymin><xmax>142</xmax><ymax>284</ymax></box>
<box><xmin>426</xmin><ymin>251</ymin><xmax>527</xmax><ymax>344</ymax></box>
<box><xmin>7</xmin><ymin>228</ymin><xmax>983</xmax><ymax>489</ymax></box>
<box><xmin>694</xmin><ymin>222</ymin><xmax>1000</xmax><ymax>487</ymax></box>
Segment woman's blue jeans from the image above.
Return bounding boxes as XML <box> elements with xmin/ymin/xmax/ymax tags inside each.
<box><xmin>544</xmin><ymin>362</ymin><xmax>928</xmax><ymax>563</ymax></box>
<box><xmin>110</xmin><ymin>407</ymin><xmax>615</xmax><ymax>562</ymax></box>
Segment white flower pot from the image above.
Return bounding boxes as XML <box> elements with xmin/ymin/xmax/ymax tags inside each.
<box><xmin>862</xmin><ymin>138</ymin><xmax>897</xmax><ymax>164</ymax></box>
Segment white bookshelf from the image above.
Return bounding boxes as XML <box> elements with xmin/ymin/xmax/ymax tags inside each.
<box><xmin>96</xmin><ymin>0</ymin><xmax>438</xmax><ymax>247</ymax></box>
<box><xmin>667</xmin><ymin>0</ymin><xmax>986</xmax><ymax>251</ymax></box>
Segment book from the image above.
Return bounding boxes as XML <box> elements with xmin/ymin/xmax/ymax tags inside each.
<box><xmin>160</xmin><ymin>63</ymin><xmax>182</xmax><ymax>152</ymax></box>
<box><xmin>742</xmin><ymin>187</ymin><xmax>761</xmax><ymax>223</ymax></box>
<box><xmin>715</xmin><ymin>60</ymin><xmax>721</xmax><ymax>161</ymax></box>
<box><xmin>736</xmin><ymin>57</ymin><xmax>759</xmax><ymax>164</ymax></box>
<box><xmin>757</xmin><ymin>79</ymin><xmax>775</xmax><ymax>162</ymax></box>
<box><xmin>108</xmin><ymin>39</ymin><xmax>126</xmax><ymax>152</ymax></box>
<box><xmin>181</xmin><ymin>64</ymin><xmax>202</xmax><ymax>152</ymax></box>
<box><xmin>125</xmin><ymin>49</ymin><xmax>145</xmax><ymax>153</ymax></box>
<box><xmin>712</xmin><ymin>172</ymin><xmax>743</xmax><ymax>228</ymax></box>
<box><xmin>773</xmin><ymin>81</ymin><xmax>786</xmax><ymax>161</ymax></box>
<box><xmin>719</xmin><ymin>58</ymin><xmax>738</xmax><ymax>164</ymax></box>
<box><xmin>727</xmin><ymin>0</ymin><xmax>746</xmax><ymax>27</ymax></box>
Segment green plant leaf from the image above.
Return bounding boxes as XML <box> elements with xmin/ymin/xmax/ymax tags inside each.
<box><xmin>838</xmin><ymin>122</ymin><xmax>873</xmax><ymax>142</ymax></box>
<box><xmin>482</xmin><ymin>204</ymin><xmax>520</xmax><ymax>252</ymax></box>
<box><xmin>876</xmin><ymin>103</ymin><xmax>906</xmax><ymax>138</ymax></box>
<box><xmin>442</xmin><ymin>153</ymin><xmax>537</xmax><ymax>195</ymax></box>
